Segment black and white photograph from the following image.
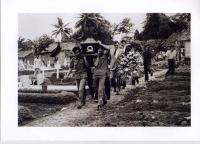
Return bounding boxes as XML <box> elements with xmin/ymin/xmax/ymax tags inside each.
<box><xmin>2</xmin><ymin>0</ymin><xmax>200</xmax><ymax>143</ymax></box>
<box><xmin>18</xmin><ymin>13</ymin><xmax>191</xmax><ymax>127</ymax></box>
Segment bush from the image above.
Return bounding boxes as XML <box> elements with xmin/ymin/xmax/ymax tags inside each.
<box><xmin>48</xmin><ymin>72</ymin><xmax>65</xmax><ymax>84</ymax></box>
<box><xmin>18</xmin><ymin>105</ymin><xmax>35</xmax><ymax>124</ymax></box>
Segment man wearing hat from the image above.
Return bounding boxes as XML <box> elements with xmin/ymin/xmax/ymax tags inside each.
<box><xmin>66</xmin><ymin>45</ymin><xmax>88</xmax><ymax>109</ymax></box>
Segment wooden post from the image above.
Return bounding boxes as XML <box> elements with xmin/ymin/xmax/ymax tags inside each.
<box><xmin>42</xmin><ymin>69</ymin><xmax>45</xmax><ymax>80</ymax></box>
<box><xmin>56</xmin><ymin>61</ymin><xmax>59</xmax><ymax>79</ymax></box>
<box><xmin>57</xmin><ymin>67</ymin><xmax>59</xmax><ymax>79</ymax></box>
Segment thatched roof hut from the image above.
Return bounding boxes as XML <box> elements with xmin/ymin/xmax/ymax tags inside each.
<box><xmin>163</xmin><ymin>28</ymin><xmax>190</xmax><ymax>47</ymax></box>
<box><xmin>145</xmin><ymin>39</ymin><xmax>166</xmax><ymax>51</ymax></box>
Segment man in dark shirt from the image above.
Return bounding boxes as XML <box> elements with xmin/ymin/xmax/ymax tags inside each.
<box><xmin>143</xmin><ymin>45</ymin><xmax>153</xmax><ymax>82</ymax></box>
<box><xmin>67</xmin><ymin>45</ymin><xmax>88</xmax><ymax>109</ymax></box>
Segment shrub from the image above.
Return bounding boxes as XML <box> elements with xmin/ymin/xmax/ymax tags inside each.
<box><xmin>18</xmin><ymin>105</ymin><xmax>35</xmax><ymax>124</ymax></box>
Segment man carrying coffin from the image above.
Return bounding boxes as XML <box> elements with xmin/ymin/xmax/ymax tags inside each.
<box><xmin>66</xmin><ymin>44</ymin><xmax>88</xmax><ymax>109</ymax></box>
<box><xmin>93</xmin><ymin>43</ymin><xmax>110</xmax><ymax>110</ymax></box>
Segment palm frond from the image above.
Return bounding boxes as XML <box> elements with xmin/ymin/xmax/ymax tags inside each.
<box><xmin>64</xmin><ymin>23</ymin><xmax>70</xmax><ymax>27</ymax></box>
<box><xmin>51</xmin><ymin>30</ymin><xmax>58</xmax><ymax>33</ymax></box>
<box><xmin>57</xmin><ymin>17</ymin><xmax>63</xmax><ymax>26</ymax></box>
<box><xmin>52</xmin><ymin>24</ymin><xmax>60</xmax><ymax>28</ymax></box>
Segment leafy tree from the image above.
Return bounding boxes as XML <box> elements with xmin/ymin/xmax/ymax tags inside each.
<box><xmin>23</xmin><ymin>39</ymin><xmax>35</xmax><ymax>50</ymax></box>
<box><xmin>170</xmin><ymin>13</ymin><xmax>190</xmax><ymax>32</ymax></box>
<box><xmin>33</xmin><ymin>34</ymin><xmax>55</xmax><ymax>55</ymax></box>
<box><xmin>72</xmin><ymin>13</ymin><xmax>113</xmax><ymax>44</ymax></box>
<box><xmin>18</xmin><ymin>37</ymin><xmax>34</xmax><ymax>51</ymax></box>
<box><xmin>52</xmin><ymin>17</ymin><xmax>73</xmax><ymax>42</ymax></box>
<box><xmin>141</xmin><ymin>13</ymin><xmax>160</xmax><ymax>40</ymax></box>
<box><xmin>140</xmin><ymin>13</ymin><xmax>175</xmax><ymax>40</ymax></box>
<box><xmin>111</xmin><ymin>23</ymin><xmax>120</xmax><ymax>36</ymax></box>
<box><xmin>117</xmin><ymin>17</ymin><xmax>134</xmax><ymax>36</ymax></box>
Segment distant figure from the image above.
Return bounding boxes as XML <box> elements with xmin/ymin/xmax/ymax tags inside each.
<box><xmin>67</xmin><ymin>45</ymin><xmax>88</xmax><ymax>109</ymax></box>
<box><xmin>36</xmin><ymin>69</ymin><xmax>44</xmax><ymax>85</ymax></box>
<box><xmin>47</xmin><ymin>60</ymin><xmax>51</xmax><ymax>68</ymax></box>
<box><xmin>165</xmin><ymin>46</ymin><xmax>177</xmax><ymax>77</ymax></box>
<box><xmin>93</xmin><ymin>46</ymin><xmax>110</xmax><ymax>110</ymax></box>
<box><xmin>26</xmin><ymin>60</ymin><xmax>30</xmax><ymax>69</ymax></box>
<box><xmin>131</xmin><ymin>69</ymin><xmax>139</xmax><ymax>86</ymax></box>
<box><xmin>34</xmin><ymin>55</ymin><xmax>42</xmax><ymax>76</ymax></box>
<box><xmin>63</xmin><ymin>58</ymin><xmax>67</xmax><ymax>67</ymax></box>
<box><xmin>118</xmin><ymin>40</ymin><xmax>130</xmax><ymax>89</ymax></box>
<box><xmin>34</xmin><ymin>55</ymin><xmax>42</xmax><ymax>69</ymax></box>
<box><xmin>142</xmin><ymin>45</ymin><xmax>153</xmax><ymax>82</ymax></box>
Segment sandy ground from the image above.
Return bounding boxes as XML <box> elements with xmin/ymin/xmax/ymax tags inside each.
<box><xmin>24</xmin><ymin>70</ymin><xmax>168</xmax><ymax>127</ymax></box>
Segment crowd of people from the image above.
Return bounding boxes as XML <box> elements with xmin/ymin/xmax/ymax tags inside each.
<box><xmin>28</xmin><ymin>38</ymin><xmax>179</xmax><ymax>110</ymax></box>
<box><xmin>66</xmin><ymin>39</ymin><xmax>159</xmax><ymax>110</ymax></box>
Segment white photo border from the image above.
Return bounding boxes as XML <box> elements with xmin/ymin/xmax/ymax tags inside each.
<box><xmin>1</xmin><ymin>0</ymin><xmax>200</xmax><ymax>142</ymax></box>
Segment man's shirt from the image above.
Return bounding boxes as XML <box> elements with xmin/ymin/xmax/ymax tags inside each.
<box><xmin>94</xmin><ymin>54</ymin><xmax>109</xmax><ymax>77</ymax></box>
<box><xmin>110</xmin><ymin>47</ymin><xmax>123</xmax><ymax>69</ymax></box>
<box><xmin>69</xmin><ymin>56</ymin><xmax>87</xmax><ymax>79</ymax></box>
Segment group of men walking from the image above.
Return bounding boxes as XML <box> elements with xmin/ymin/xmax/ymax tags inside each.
<box><xmin>66</xmin><ymin>41</ymin><xmax>112</xmax><ymax>110</ymax></box>
<box><xmin>66</xmin><ymin>39</ymin><xmax>178</xmax><ymax>110</ymax></box>
<box><xmin>66</xmin><ymin>39</ymin><xmax>149</xmax><ymax>110</ymax></box>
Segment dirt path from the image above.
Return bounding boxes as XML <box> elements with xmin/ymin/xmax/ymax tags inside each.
<box><xmin>25</xmin><ymin>70</ymin><xmax>167</xmax><ymax>127</ymax></box>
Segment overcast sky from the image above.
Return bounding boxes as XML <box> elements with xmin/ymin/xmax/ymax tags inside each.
<box><xmin>18</xmin><ymin>13</ymin><xmax>175</xmax><ymax>41</ymax></box>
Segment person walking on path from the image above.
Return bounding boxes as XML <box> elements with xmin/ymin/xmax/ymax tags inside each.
<box><xmin>67</xmin><ymin>45</ymin><xmax>88</xmax><ymax>109</ymax></box>
<box><xmin>131</xmin><ymin>69</ymin><xmax>139</xmax><ymax>86</ymax></box>
<box><xmin>142</xmin><ymin>45</ymin><xmax>153</xmax><ymax>82</ymax></box>
<box><xmin>165</xmin><ymin>46</ymin><xmax>177</xmax><ymax>77</ymax></box>
<box><xmin>93</xmin><ymin>45</ymin><xmax>110</xmax><ymax>110</ymax></box>
<box><xmin>110</xmin><ymin>41</ymin><xmax>123</xmax><ymax>94</ymax></box>
<box><xmin>119</xmin><ymin>40</ymin><xmax>130</xmax><ymax>89</ymax></box>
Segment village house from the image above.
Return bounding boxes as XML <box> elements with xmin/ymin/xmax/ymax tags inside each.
<box><xmin>18</xmin><ymin>49</ymin><xmax>34</xmax><ymax>65</ymax></box>
<box><xmin>163</xmin><ymin>28</ymin><xmax>190</xmax><ymax>61</ymax></box>
<box><xmin>41</xmin><ymin>42</ymin><xmax>75</xmax><ymax>67</ymax></box>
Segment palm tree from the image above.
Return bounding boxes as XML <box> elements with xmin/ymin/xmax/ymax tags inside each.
<box><xmin>117</xmin><ymin>17</ymin><xmax>134</xmax><ymax>36</ymax></box>
<box><xmin>73</xmin><ymin>13</ymin><xmax>112</xmax><ymax>44</ymax></box>
<box><xmin>74</xmin><ymin>13</ymin><xmax>100</xmax><ymax>39</ymax></box>
<box><xmin>51</xmin><ymin>17</ymin><xmax>72</xmax><ymax>42</ymax></box>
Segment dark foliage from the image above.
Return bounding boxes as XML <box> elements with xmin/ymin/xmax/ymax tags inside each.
<box><xmin>72</xmin><ymin>13</ymin><xmax>113</xmax><ymax>44</ymax></box>
<box><xmin>139</xmin><ymin>13</ymin><xmax>190</xmax><ymax>40</ymax></box>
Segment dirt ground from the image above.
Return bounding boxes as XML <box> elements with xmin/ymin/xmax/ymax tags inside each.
<box><xmin>22</xmin><ymin>66</ymin><xmax>190</xmax><ymax>127</ymax></box>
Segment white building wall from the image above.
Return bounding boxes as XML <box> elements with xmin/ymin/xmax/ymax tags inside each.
<box><xmin>185</xmin><ymin>41</ymin><xmax>190</xmax><ymax>58</ymax></box>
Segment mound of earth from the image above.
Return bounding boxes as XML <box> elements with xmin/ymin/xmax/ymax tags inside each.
<box><xmin>18</xmin><ymin>91</ymin><xmax>77</xmax><ymax>104</ymax></box>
